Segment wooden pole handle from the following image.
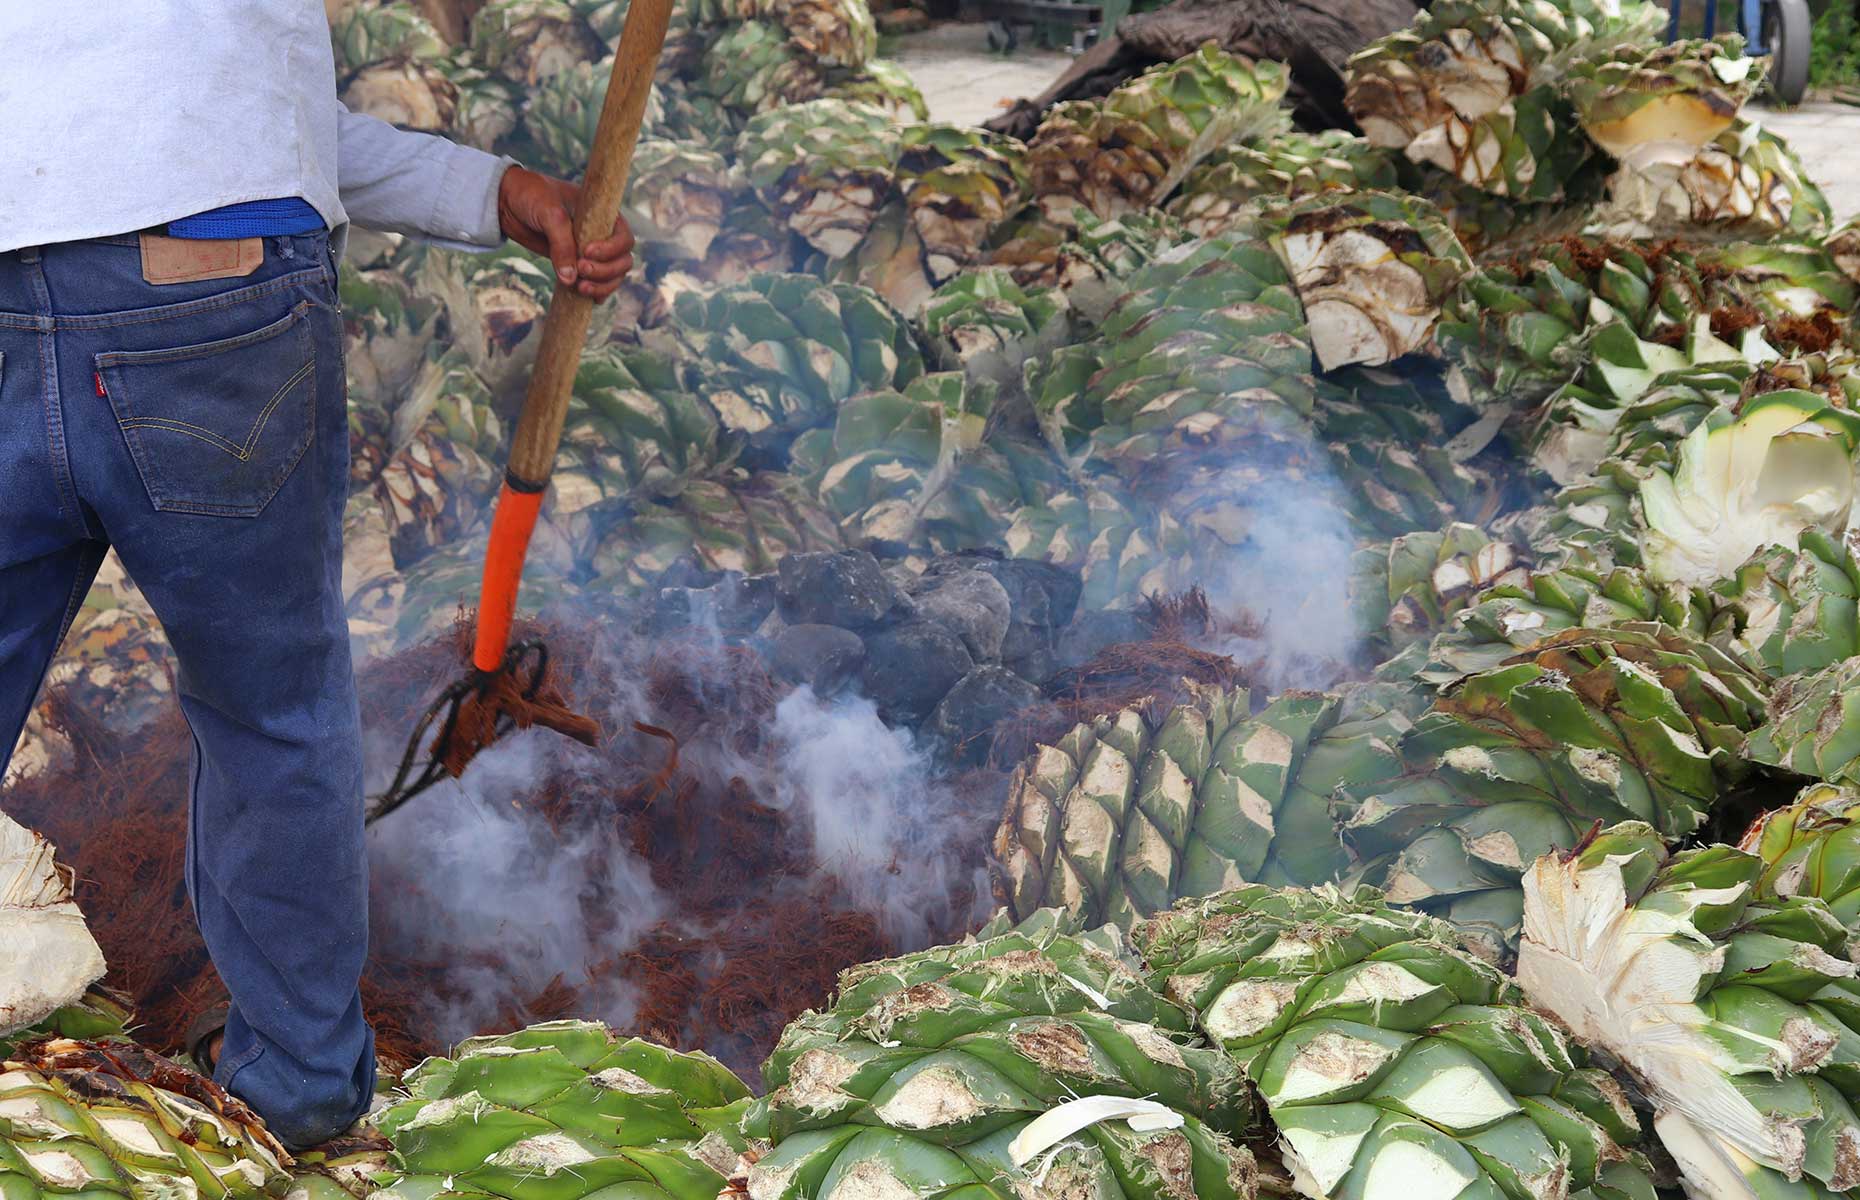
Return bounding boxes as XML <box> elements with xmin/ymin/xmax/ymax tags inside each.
<box><xmin>505</xmin><ymin>0</ymin><xmax>673</xmax><ymax>486</ymax></box>
<box><xmin>469</xmin><ymin>0</ymin><xmax>672</xmax><ymax>672</ymax></box>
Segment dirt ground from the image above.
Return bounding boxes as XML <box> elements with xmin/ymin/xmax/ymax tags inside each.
<box><xmin>894</xmin><ymin>28</ymin><xmax>1860</xmax><ymax>225</ymax></box>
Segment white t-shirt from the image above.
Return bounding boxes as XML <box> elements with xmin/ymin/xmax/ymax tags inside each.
<box><xmin>0</xmin><ymin>0</ymin><xmax>512</xmax><ymax>253</ymax></box>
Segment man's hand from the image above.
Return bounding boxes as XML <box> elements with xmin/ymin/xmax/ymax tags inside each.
<box><xmin>497</xmin><ymin>166</ymin><xmax>636</xmax><ymax>301</ymax></box>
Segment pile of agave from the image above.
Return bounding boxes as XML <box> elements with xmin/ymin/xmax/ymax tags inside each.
<box><xmin>23</xmin><ymin>794</ymin><xmax>1860</xmax><ymax>1200</ymax></box>
<box><xmin>24</xmin><ymin>0</ymin><xmax>1860</xmax><ymax>1197</ymax></box>
<box><xmin>17</xmin><ymin>0</ymin><xmax>1853</xmax><ymax>717</ymax></box>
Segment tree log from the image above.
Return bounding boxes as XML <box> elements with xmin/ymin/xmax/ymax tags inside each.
<box><xmin>985</xmin><ymin>0</ymin><xmax>1417</xmax><ymax>140</ymax></box>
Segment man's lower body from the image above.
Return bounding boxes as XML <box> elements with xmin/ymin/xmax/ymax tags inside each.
<box><xmin>0</xmin><ymin>231</ymin><xmax>376</xmax><ymax>1148</ymax></box>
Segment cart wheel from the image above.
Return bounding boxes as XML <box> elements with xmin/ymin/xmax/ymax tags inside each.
<box><xmin>1764</xmin><ymin>0</ymin><xmax>1810</xmax><ymax>106</ymax></box>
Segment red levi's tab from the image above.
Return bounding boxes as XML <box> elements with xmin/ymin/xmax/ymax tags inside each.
<box><xmin>94</xmin><ymin>370</ymin><xmax>106</xmax><ymax>398</ymax></box>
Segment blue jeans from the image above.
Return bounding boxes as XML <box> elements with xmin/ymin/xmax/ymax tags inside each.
<box><xmin>0</xmin><ymin>232</ymin><xmax>375</xmax><ymax>1148</ymax></box>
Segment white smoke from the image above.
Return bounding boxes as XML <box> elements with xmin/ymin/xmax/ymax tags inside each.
<box><xmin>352</xmin><ymin>573</ymin><xmax>991</xmax><ymax>1050</ymax></box>
<box><xmin>1200</xmin><ymin>461</ymin><xmax>1363</xmax><ymax>691</ymax></box>
<box><xmin>365</xmin><ymin>729</ymin><xmax>664</xmax><ymax>1042</ymax></box>
<box><xmin>766</xmin><ymin>686</ymin><xmax>991</xmax><ymax>948</ymax></box>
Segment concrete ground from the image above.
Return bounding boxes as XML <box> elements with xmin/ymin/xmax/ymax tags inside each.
<box><xmin>893</xmin><ymin>23</ymin><xmax>1070</xmax><ymax>127</ymax></box>
<box><xmin>1761</xmin><ymin>102</ymin><xmax>1860</xmax><ymax>225</ymax></box>
<box><xmin>894</xmin><ymin>28</ymin><xmax>1860</xmax><ymax>225</ymax></box>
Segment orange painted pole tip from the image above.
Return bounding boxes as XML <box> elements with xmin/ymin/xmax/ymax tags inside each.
<box><xmin>472</xmin><ymin>482</ymin><xmax>546</xmax><ymax>673</ymax></box>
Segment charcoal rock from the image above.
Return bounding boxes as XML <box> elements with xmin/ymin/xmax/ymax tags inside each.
<box><xmin>1005</xmin><ymin>642</ymin><xmax>1059</xmax><ymax>689</ymax></box>
<box><xmin>1055</xmin><ymin>609</ymin><xmax>1152</xmax><ymax>671</ymax></box>
<box><xmin>927</xmin><ymin>554</ymin><xmax>1082</xmax><ymax>679</ymax></box>
<box><xmin>859</xmin><ymin>619</ymin><xmax>974</xmax><ymax>725</ymax></box>
<box><xmin>768</xmin><ymin>624</ymin><xmax>866</xmax><ymax>697</ymax></box>
<box><xmin>908</xmin><ymin>569</ymin><xmax>1012</xmax><ymax>663</ymax></box>
<box><xmin>776</xmin><ymin>550</ymin><xmax>900</xmax><ymax>630</ymax></box>
<box><xmin>976</xmin><ymin>557</ymin><xmax>1083</xmax><ymax>630</ymax></box>
<box><xmin>653</xmin><ymin>557</ymin><xmax>722</xmax><ymax>591</ymax></box>
<box><xmin>653</xmin><ymin>573</ymin><xmax>776</xmax><ymax>636</ymax></box>
<box><xmin>929</xmin><ymin>555</ymin><xmax>1080</xmax><ymax>625</ymax></box>
<box><xmin>929</xmin><ymin>667</ymin><xmax>1044</xmax><ymax>766</ymax></box>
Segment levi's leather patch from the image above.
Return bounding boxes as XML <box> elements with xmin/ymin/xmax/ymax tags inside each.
<box><xmin>140</xmin><ymin>233</ymin><xmax>264</xmax><ymax>285</ymax></box>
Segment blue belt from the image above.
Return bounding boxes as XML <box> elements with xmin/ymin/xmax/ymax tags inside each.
<box><xmin>166</xmin><ymin>198</ymin><xmax>325</xmax><ymax>239</ymax></box>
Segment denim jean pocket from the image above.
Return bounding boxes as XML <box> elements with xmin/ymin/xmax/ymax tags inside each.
<box><xmin>97</xmin><ymin>303</ymin><xmax>317</xmax><ymax>518</ymax></box>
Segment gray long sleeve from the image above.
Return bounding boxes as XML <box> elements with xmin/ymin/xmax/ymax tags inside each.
<box><xmin>336</xmin><ymin>102</ymin><xmax>516</xmax><ymax>249</ymax></box>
